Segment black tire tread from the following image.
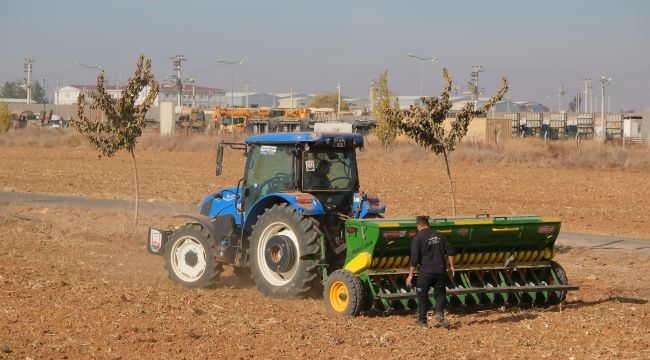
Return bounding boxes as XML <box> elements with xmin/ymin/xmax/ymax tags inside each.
<box><xmin>164</xmin><ymin>223</ymin><xmax>223</xmax><ymax>289</ymax></box>
<box><xmin>549</xmin><ymin>260</ymin><xmax>568</xmax><ymax>304</ymax></box>
<box><xmin>249</xmin><ymin>203</ymin><xmax>323</xmax><ymax>298</ymax></box>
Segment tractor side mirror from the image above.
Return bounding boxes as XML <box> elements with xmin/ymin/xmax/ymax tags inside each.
<box><xmin>216</xmin><ymin>146</ymin><xmax>224</xmax><ymax>176</ymax></box>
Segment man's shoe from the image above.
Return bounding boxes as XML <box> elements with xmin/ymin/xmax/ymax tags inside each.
<box><xmin>435</xmin><ymin>314</ymin><xmax>451</xmax><ymax>329</ymax></box>
<box><xmin>409</xmin><ymin>320</ymin><xmax>428</xmax><ymax>328</ymax></box>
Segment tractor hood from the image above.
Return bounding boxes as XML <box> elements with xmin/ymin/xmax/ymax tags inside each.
<box><xmin>245</xmin><ymin>132</ymin><xmax>364</xmax><ymax>147</ymax></box>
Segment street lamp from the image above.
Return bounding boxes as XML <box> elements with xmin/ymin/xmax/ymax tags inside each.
<box><xmin>407</xmin><ymin>53</ymin><xmax>437</xmax><ymax>98</ymax></box>
<box><xmin>217</xmin><ymin>59</ymin><xmax>244</xmax><ymax>110</ymax></box>
<box><xmin>75</xmin><ymin>61</ymin><xmax>103</xmax><ymax>91</ymax></box>
<box><xmin>75</xmin><ymin>61</ymin><xmax>104</xmax><ymax>120</ymax></box>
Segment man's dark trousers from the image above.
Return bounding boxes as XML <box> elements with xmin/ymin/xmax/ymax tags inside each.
<box><xmin>416</xmin><ymin>273</ymin><xmax>447</xmax><ymax>322</ymax></box>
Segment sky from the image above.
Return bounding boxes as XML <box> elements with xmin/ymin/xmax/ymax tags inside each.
<box><xmin>1</xmin><ymin>0</ymin><xmax>649</xmax><ymax>111</ymax></box>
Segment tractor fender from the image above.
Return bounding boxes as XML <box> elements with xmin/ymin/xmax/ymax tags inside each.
<box><xmin>243</xmin><ymin>192</ymin><xmax>325</xmax><ymax>231</ymax></box>
<box><xmin>172</xmin><ymin>214</ymin><xmax>236</xmax><ymax>247</ymax></box>
<box><xmin>200</xmin><ymin>187</ymin><xmax>242</xmax><ymax>225</ymax></box>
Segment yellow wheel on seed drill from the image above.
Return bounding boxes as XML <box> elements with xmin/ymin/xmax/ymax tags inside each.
<box><xmin>324</xmin><ymin>269</ymin><xmax>364</xmax><ymax>317</ymax></box>
<box><xmin>329</xmin><ymin>281</ymin><xmax>349</xmax><ymax>312</ymax></box>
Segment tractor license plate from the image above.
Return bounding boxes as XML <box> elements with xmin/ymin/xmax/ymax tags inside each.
<box><xmin>147</xmin><ymin>228</ymin><xmax>169</xmax><ymax>255</ymax></box>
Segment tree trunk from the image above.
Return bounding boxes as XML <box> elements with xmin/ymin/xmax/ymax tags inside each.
<box><xmin>130</xmin><ymin>149</ymin><xmax>139</xmax><ymax>226</ymax></box>
<box><xmin>442</xmin><ymin>148</ymin><xmax>457</xmax><ymax>216</ymax></box>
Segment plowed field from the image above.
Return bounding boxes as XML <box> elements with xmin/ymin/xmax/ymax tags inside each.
<box><xmin>1</xmin><ymin>132</ymin><xmax>649</xmax><ymax>359</ymax></box>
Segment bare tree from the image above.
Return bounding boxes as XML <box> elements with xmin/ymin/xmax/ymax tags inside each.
<box><xmin>378</xmin><ymin>68</ymin><xmax>508</xmax><ymax>215</ymax></box>
<box><xmin>74</xmin><ymin>54</ymin><xmax>159</xmax><ymax>225</ymax></box>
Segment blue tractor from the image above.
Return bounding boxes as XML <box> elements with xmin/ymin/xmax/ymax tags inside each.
<box><xmin>147</xmin><ymin>132</ymin><xmax>385</xmax><ymax>298</ymax></box>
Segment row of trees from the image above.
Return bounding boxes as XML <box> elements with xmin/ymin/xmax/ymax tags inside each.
<box><xmin>0</xmin><ymin>81</ymin><xmax>48</xmax><ymax>103</ymax></box>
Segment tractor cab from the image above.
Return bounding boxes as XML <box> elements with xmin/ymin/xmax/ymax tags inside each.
<box><xmin>211</xmin><ymin>132</ymin><xmax>383</xmax><ymax>230</ymax></box>
<box><xmin>208</xmin><ymin>132</ymin><xmax>384</xmax><ymax>277</ymax></box>
<box><xmin>242</xmin><ymin>133</ymin><xmax>361</xmax><ymax>214</ymax></box>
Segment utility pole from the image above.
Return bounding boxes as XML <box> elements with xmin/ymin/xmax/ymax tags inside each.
<box><xmin>600</xmin><ymin>76</ymin><xmax>611</xmax><ymax>140</ymax></box>
<box><xmin>290</xmin><ymin>86</ymin><xmax>294</xmax><ymax>108</ymax></box>
<box><xmin>470</xmin><ymin>65</ymin><xmax>484</xmax><ymax>109</ymax></box>
<box><xmin>24</xmin><ymin>58</ymin><xmax>34</xmax><ymax>104</ymax></box>
<box><xmin>55</xmin><ymin>79</ymin><xmax>61</xmax><ymax>105</ymax></box>
<box><xmin>581</xmin><ymin>78</ymin><xmax>591</xmax><ymax>113</ymax></box>
<box><xmin>170</xmin><ymin>55</ymin><xmax>186</xmax><ymax>108</ymax></box>
<box><xmin>557</xmin><ymin>83</ymin><xmax>565</xmax><ymax>112</ymax></box>
<box><xmin>337</xmin><ymin>83</ymin><xmax>342</xmax><ymax>117</ymax></box>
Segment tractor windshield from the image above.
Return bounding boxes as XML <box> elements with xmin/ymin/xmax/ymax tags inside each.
<box><xmin>302</xmin><ymin>149</ymin><xmax>358</xmax><ymax>192</ymax></box>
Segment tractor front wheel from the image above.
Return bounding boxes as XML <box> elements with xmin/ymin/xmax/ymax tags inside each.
<box><xmin>164</xmin><ymin>224</ymin><xmax>222</xmax><ymax>288</ymax></box>
<box><xmin>250</xmin><ymin>204</ymin><xmax>322</xmax><ymax>298</ymax></box>
<box><xmin>324</xmin><ymin>270</ymin><xmax>364</xmax><ymax>317</ymax></box>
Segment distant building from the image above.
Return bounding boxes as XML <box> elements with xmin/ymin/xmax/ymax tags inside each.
<box><xmin>513</xmin><ymin>101</ymin><xmax>549</xmax><ymax>112</ymax></box>
<box><xmin>223</xmin><ymin>92</ymin><xmax>278</xmax><ymax>107</ymax></box>
<box><xmin>157</xmin><ymin>83</ymin><xmax>225</xmax><ymax>108</ymax></box>
<box><xmin>277</xmin><ymin>97</ymin><xmax>311</xmax><ymax>108</ymax></box>
<box><xmin>396</xmin><ymin>95</ymin><xmax>550</xmax><ymax>114</ymax></box>
<box><xmin>54</xmin><ymin>84</ymin><xmax>157</xmax><ymax>106</ymax></box>
<box><xmin>222</xmin><ymin>92</ymin><xmax>317</xmax><ymax>108</ymax></box>
<box><xmin>396</xmin><ymin>96</ymin><xmax>423</xmax><ymax>108</ymax></box>
<box><xmin>54</xmin><ymin>83</ymin><xmax>224</xmax><ymax>108</ymax></box>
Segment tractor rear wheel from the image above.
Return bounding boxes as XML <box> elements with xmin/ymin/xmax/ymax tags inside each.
<box><xmin>164</xmin><ymin>224</ymin><xmax>222</xmax><ymax>288</ymax></box>
<box><xmin>249</xmin><ymin>203</ymin><xmax>322</xmax><ymax>298</ymax></box>
<box><xmin>324</xmin><ymin>270</ymin><xmax>364</xmax><ymax>317</ymax></box>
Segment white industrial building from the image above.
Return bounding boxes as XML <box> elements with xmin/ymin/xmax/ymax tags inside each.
<box><xmin>222</xmin><ymin>92</ymin><xmax>315</xmax><ymax>108</ymax></box>
<box><xmin>54</xmin><ymin>83</ymin><xmax>224</xmax><ymax>108</ymax></box>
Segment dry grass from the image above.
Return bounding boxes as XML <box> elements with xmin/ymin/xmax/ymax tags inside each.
<box><xmin>2</xmin><ymin>128</ymin><xmax>649</xmax><ymax>171</ymax></box>
<box><xmin>362</xmin><ymin>135</ymin><xmax>650</xmax><ymax>171</ymax></box>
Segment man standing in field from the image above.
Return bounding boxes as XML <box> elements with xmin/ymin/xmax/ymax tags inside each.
<box><xmin>406</xmin><ymin>215</ymin><xmax>455</xmax><ymax>329</ymax></box>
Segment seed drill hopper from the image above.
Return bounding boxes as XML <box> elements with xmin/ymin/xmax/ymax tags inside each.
<box><xmin>323</xmin><ymin>215</ymin><xmax>579</xmax><ymax>316</ymax></box>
